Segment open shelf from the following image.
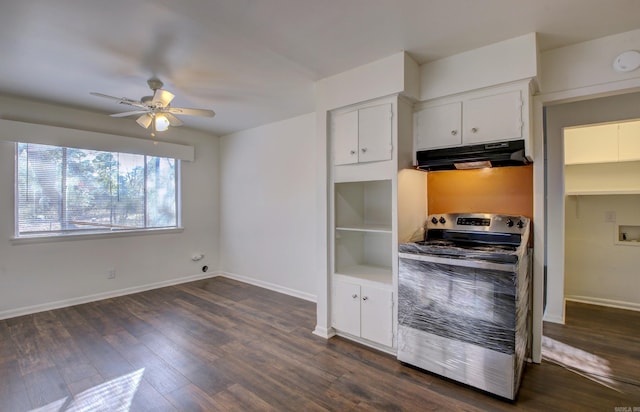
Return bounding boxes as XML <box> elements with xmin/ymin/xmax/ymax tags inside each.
<box><xmin>334</xmin><ymin>179</ymin><xmax>393</xmax><ymax>284</ymax></box>
<box><xmin>334</xmin><ymin>266</ymin><xmax>393</xmax><ymax>285</ymax></box>
<box><xmin>334</xmin><ymin>228</ymin><xmax>392</xmax><ymax>284</ymax></box>
<box><xmin>565</xmin><ymin>161</ymin><xmax>640</xmax><ymax>196</ymax></box>
<box><xmin>335</xmin><ymin>225</ymin><xmax>392</xmax><ymax>233</ymax></box>
<box><xmin>566</xmin><ymin>189</ymin><xmax>640</xmax><ymax>196</ymax></box>
<box><xmin>335</xmin><ymin>180</ymin><xmax>392</xmax><ymax>230</ymax></box>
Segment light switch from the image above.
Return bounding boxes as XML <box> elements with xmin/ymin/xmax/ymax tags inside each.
<box><xmin>605</xmin><ymin>211</ymin><xmax>616</xmax><ymax>223</ymax></box>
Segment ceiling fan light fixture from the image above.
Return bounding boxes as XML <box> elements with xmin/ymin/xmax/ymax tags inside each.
<box><xmin>91</xmin><ymin>77</ymin><xmax>215</xmax><ymax>133</ymax></box>
<box><xmin>136</xmin><ymin>113</ymin><xmax>153</xmax><ymax>129</ymax></box>
<box><xmin>155</xmin><ymin>113</ymin><xmax>170</xmax><ymax>132</ymax></box>
<box><xmin>153</xmin><ymin>89</ymin><xmax>175</xmax><ymax>107</ymax></box>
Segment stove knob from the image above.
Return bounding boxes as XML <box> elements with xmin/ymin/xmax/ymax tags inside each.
<box><xmin>517</xmin><ymin>220</ymin><xmax>524</xmax><ymax>229</ymax></box>
<box><xmin>506</xmin><ymin>219</ymin><xmax>514</xmax><ymax>227</ymax></box>
<box><xmin>431</xmin><ymin>217</ymin><xmax>438</xmax><ymax>224</ymax></box>
<box><xmin>439</xmin><ymin>217</ymin><xmax>446</xmax><ymax>224</ymax></box>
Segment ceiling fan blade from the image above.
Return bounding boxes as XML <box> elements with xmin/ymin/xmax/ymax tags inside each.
<box><xmin>152</xmin><ymin>89</ymin><xmax>175</xmax><ymax>107</ymax></box>
<box><xmin>163</xmin><ymin>113</ymin><xmax>184</xmax><ymax>127</ymax></box>
<box><xmin>166</xmin><ymin>107</ymin><xmax>215</xmax><ymax>117</ymax></box>
<box><xmin>136</xmin><ymin>114</ymin><xmax>153</xmax><ymax>129</ymax></box>
<box><xmin>90</xmin><ymin>92</ymin><xmax>147</xmax><ymax>109</ymax></box>
<box><xmin>110</xmin><ymin>110</ymin><xmax>149</xmax><ymax>118</ymax></box>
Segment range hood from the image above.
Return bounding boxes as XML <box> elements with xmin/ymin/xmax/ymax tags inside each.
<box><xmin>416</xmin><ymin>140</ymin><xmax>529</xmax><ymax>171</ymax></box>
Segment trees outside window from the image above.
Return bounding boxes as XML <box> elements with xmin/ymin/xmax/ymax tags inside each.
<box><xmin>16</xmin><ymin>143</ymin><xmax>178</xmax><ymax>236</ymax></box>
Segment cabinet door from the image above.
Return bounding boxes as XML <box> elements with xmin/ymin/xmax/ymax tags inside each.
<box><xmin>463</xmin><ymin>90</ymin><xmax>523</xmax><ymax>145</ymax></box>
<box><xmin>618</xmin><ymin>120</ymin><xmax>640</xmax><ymax>162</ymax></box>
<box><xmin>360</xmin><ymin>285</ymin><xmax>393</xmax><ymax>347</ymax></box>
<box><xmin>358</xmin><ymin>103</ymin><xmax>393</xmax><ymax>163</ymax></box>
<box><xmin>564</xmin><ymin>123</ymin><xmax>618</xmax><ymax>165</ymax></box>
<box><xmin>333</xmin><ymin>280</ymin><xmax>361</xmax><ymax>336</ymax></box>
<box><xmin>333</xmin><ymin>110</ymin><xmax>359</xmax><ymax>165</ymax></box>
<box><xmin>415</xmin><ymin>102</ymin><xmax>462</xmax><ymax>150</ymax></box>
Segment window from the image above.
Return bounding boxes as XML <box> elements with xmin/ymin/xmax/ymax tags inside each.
<box><xmin>15</xmin><ymin>142</ymin><xmax>180</xmax><ymax>237</ymax></box>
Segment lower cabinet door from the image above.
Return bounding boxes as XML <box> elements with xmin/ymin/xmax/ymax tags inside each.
<box><xmin>333</xmin><ymin>279</ymin><xmax>361</xmax><ymax>337</ymax></box>
<box><xmin>360</xmin><ymin>285</ymin><xmax>393</xmax><ymax>347</ymax></box>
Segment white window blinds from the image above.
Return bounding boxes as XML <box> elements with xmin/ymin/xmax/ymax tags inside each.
<box><xmin>16</xmin><ymin>142</ymin><xmax>179</xmax><ymax>236</ymax></box>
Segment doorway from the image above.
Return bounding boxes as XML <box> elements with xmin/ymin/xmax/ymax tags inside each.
<box><xmin>540</xmin><ymin>92</ymin><xmax>640</xmax><ymax>398</ymax></box>
<box><xmin>563</xmin><ymin>120</ymin><xmax>640</xmax><ymax>310</ymax></box>
<box><xmin>543</xmin><ymin>91</ymin><xmax>640</xmax><ymax>323</ymax></box>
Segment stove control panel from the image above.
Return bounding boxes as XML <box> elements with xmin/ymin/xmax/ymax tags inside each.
<box><xmin>425</xmin><ymin>213</ymin><xmax>530</xmax><ymax>234</ymax></box>
<box><xmin>457</xmin><ymin>217</ymin><xmax>490</xmax><ymax>227</ymax></box>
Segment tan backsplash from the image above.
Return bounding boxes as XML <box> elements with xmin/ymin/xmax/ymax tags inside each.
<box><xmin>427</xmin><ymin>165</ymin><xmax>533</xmax><ymax>219</ymax></box>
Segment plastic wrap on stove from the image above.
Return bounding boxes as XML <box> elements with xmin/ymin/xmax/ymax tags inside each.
<box><xmin>399</xmin><ymin>258</ymin><xmax>518</xmax><ymax>353</ymax></box>
<box><xmin>513</xmin><ymin>250</ymin><xmax>532</xmax><ymax>393</ymax></box>
<box><xmin>397</xmin><ymin>248</ymin><xmax>531</xmax><ymax>400</ymax></box>
<box><xmin>398</xmin><ymin>241</ymin><xmax>520</xmax><ymax>264</ymax></box>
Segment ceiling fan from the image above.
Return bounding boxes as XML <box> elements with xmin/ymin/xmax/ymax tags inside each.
<box><xmin>91</xmin><ymin>78</ymin><xmax>215</xmax><ymax>135</ymax></box>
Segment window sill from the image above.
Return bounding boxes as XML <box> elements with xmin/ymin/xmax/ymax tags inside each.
<box><xmin>10</xmin><ymin>227</ymin><xmax>184</xmax><ymax>245</ymax></box>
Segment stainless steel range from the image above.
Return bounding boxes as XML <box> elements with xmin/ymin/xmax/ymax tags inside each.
<box><xmin>397</xmin><ymin>213</ymin><xmax>531</xmax><ymax>400</ymax></box>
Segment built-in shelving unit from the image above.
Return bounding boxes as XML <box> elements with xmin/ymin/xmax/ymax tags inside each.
<box><xmin>327</xmin><ymin>95</ymin><xmax>419</xmax><ymax>352</ymax></box>
<box><xmin>334</xmin><ymin>179</ymin><xmax>393</xmax><ymax>283</ymax></box>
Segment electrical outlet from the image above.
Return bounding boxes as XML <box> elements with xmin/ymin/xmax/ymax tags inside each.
<box><xmin>605</xmin><ymin>211</ymin><xmax>616</xmax><ymax>223</ymax></box>
<box><xmin>107</xmin><ymin>269</ymin><xmax>116</xmax><ymax>279</ymax></box>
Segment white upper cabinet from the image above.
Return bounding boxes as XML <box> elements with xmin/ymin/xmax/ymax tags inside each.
<box><xmin>462</xmin><ymin>90</ymin><xmax>523</xmax><ymax>145</ymax></box>
<box><xmin>333</xmin><ymin>103</ymin><xmax>393</xmax><ymax>165</ymax></box>
<box><xmin>618</xmin><ymin>120</ymin><xmax>640</xmax><ymax>162</ymax></box>
<box><xmin>333</xmin><ymin>110</ymin><xmax>360</xmax><ymax>165</ymax></box>
<box><xmin>358</xmin><ymin>103</ymin><xmax>393</xmax><ymax>163</ymax></box>
<box><xmin>414</xmin><ymin>81</ymin><xmax>530</xmax><ymax>152</ymax></box>
<box><xmin>564</xmin><ymin>120</ymin><xmax>640</xmax><ymax>165</ymax></box>
<box><xmin>564</xmin><ymin>123</ymin><xmax>618</xmax><ymax>165</ymax></box>
<box><xmin>414</xmin><ymin>102</ymin><xmax>461</xmax><ymax>150</ymax></box>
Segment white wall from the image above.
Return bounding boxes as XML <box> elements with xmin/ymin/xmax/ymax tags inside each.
<box><xmin>565</xmin><ymin>194</ymin><xmax>640</xmax><ymax>310</ymax></box>
<box><xmin>540</xmin><ymin>29</ymin><xmax>640</xmax><ymax>94</ymax></box>
<box><xmin>219</xmin><ymin>113</ymin><xmax>317</xmax><ymax>301</ymax></box>
<box><xmin>0</xmin><ymin>96</ymin><xmax>220</xmax><ymax>319</ymax></box>
<box><xmin>419</xmin><ymin>33</ymin><xmax>538</xmax><ymax>100</ymax></box>
<box><xmin>543</xmin><ymin>92</ymin><xmax>640</xmax><ymax>323</ymax></box>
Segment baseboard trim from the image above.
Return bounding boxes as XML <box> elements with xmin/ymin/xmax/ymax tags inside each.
<box><xmin>218</xmin><ymin>271</ymin><xmax>317</xmax><ymax>303</ymax></box>
<box><xmin>543</xmin><ymin>314</ymin><xmax>565</xmax><ymax>324</ymax></box>
<box><xmin>0</xmin><ymin>272</ymin><xmax>219</xmax><ymax>320</ymax></box>
<box><xmin>565</xmin><ymin>295</ymin><xmax>640</xmax><ymax>312</ymax></box>
<box><xmin>333</xmin><ymin>331</ymin><xmax>397</xmax><ymax>356</ymax></box>
<box><xmin>0</xmin><ymin>271</ymin><xmax>318</xmax><ymax>321</ymax></box>
<box><xmin>312</xmin><ymin>325</ymin><xmax>336</xmax><ymax>339</ymax></box>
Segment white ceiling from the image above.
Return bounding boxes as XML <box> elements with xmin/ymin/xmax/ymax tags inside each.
<box><xmin>1</xmin><ymin>0</ymin><xmax>640</xmax><ymax>136</ymax></box>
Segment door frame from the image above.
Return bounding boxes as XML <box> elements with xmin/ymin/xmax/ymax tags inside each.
<box><xmin>531</xmin><ymin>79</ymin><xmax>640</xmax><ymax>363</ymax></box>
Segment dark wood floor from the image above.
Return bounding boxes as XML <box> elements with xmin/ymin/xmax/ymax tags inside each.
<box><xmin>1</xmin><ymin>277</ymin><xmax>639</xmax><ymax>411</ymax></box>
